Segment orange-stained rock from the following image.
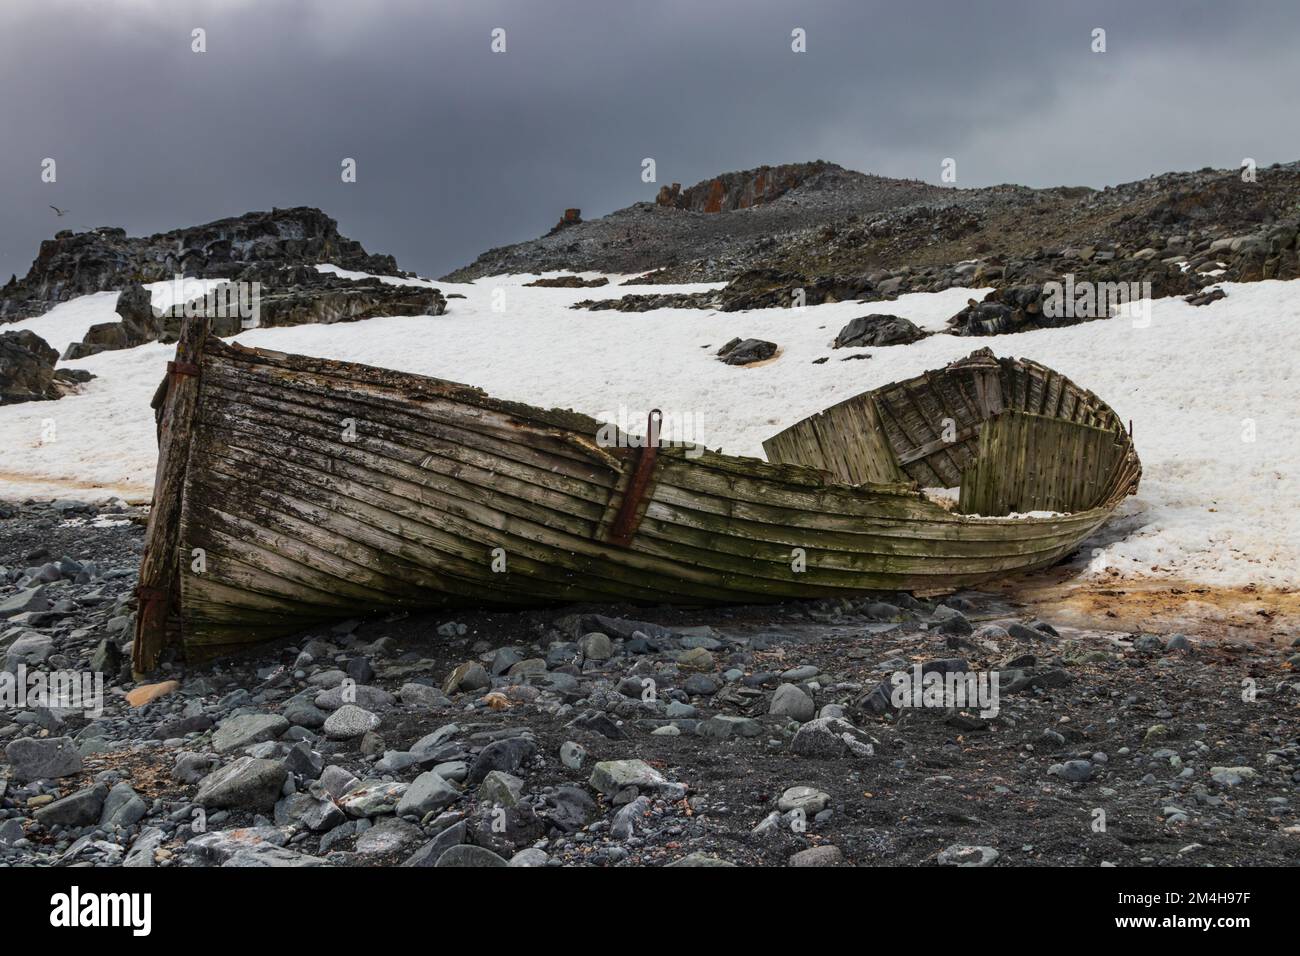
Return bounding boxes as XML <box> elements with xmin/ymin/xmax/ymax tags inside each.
<box><xmin>126</xmin><ymin>680</ymin><xmax>180</xmax><ymax>707</ymax></box>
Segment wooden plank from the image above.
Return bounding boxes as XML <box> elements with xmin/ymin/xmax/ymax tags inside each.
<box><xmin>132</xmin><ymin>314</ymin><xmax>209</xmax><ymax>676</ymax></box>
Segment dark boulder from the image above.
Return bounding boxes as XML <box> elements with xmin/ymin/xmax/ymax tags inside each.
<box><xmin>717</xmin><ymin>337</ymin><xmax>778</xmax><ymax>366</ymax></box>
<box><xmin>62</xmin><ymin>283</ymin><xmax>163</xmax><ymax>360</ymax></box>
<box><xmin>61</xmin><ymin>274</ymin><xmax>447</xmax><ymax>360</ymax></box>
<box><xmin>833</xmin><ymin>314</ymin><xmax>927</xmax><ymax>348</ymax></box>
<box><xmin>0</xmin><ymin>330</ymin><xmax>60</xmax><ymax>404</ymax></box>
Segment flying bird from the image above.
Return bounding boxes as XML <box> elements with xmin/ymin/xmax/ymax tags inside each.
<box><xmin>49</xmin><ymin>205</ymin><xmax>68</xmax><ymax>217</ymax></box>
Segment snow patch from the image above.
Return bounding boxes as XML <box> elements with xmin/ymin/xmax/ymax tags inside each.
<box><xmin>1</xmin><ymin>270</ymin><xmax>1296</xmax><ymax>589</ymax></box>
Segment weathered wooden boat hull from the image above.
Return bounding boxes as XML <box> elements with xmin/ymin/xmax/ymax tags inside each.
<box><xmin>133</xmin><ymin>319</ymin><xmax>1140</xmax><ymax>669</ymax></box>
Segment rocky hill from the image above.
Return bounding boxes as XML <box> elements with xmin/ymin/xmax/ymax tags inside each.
<box><xmin>443</xmin><ymin>162</ymin><xmax>952</xmax><ymax>281</ymax></box>
<box><xmin>443</xmin><ymin>159</ymin><xmax>1300</xmax><ymax>290</ymax></box>
<box><xmin>446</xmin><ymin>159</ymin><xmax>1300</xmax><ymax>337</ymax></box>
<box><xmin>0</xmin><ymin>207</ymin><xmax>401</xmax><ymax>323</ymax></box>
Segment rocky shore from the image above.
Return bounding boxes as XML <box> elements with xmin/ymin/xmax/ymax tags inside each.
<box><xmin>2</xmin><ymin>499</ymin><xmax>1296</xmax><ymax>868</ymax></box>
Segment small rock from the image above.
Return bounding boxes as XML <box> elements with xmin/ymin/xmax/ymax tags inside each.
<box><xmin>938</xmin><ymin>844</ymin><xmax>1000</xmax><ymax>867</ymax></box>
<box><xmin>789</xmin><ymin>845</ymin><xmax>843</xmax><ymax>867</ymax></box>
<box><xmin>396</xmin><ymin>771</ymin><xmax>460</xmax><ymax>817</ymax></box>
<box><xmin>769</xmin><ymin>683</ymin><xmax>815</xmax><ymax>721</ymax></box>
<box><xmin>777</xmin><ymin>785</ymin><xmax>830</xmax><ymax>814</ymax></box>
<box><xmin>213</xmin><ymin>713</ymin><xmax>289</xmax><ymax>753</ymax></box>
<box><xmin>322</xmin><ymin>704</ymin><xmax>381</xmax><ymax>740</ymax></box>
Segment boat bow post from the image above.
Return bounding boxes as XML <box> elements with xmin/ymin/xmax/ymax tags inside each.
<box><xmin>132</xmin><ymin>312</ymin><xmax>211</xmax><ymax>677</ymax></box>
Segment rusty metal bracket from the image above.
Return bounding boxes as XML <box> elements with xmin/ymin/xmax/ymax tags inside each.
<box><xmin>606</xmin><ymin>409</ymin><xmax>662</xmax><ymax>547</ymax></box>
<box><xmin>168</xmin><ymin>360</ymin><xmax>201</xmax><ymax>378</ymax></box>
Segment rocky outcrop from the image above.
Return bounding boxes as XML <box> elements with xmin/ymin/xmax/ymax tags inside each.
<box><xmin>62</xmin><ymin>273</ymin><xmax>447</xmax><ymax>361</ymax></box>
<box><xmin>573</xmin><ymin>268</ymin><xmax>887</xmax><ymax>313</ymax></box>
<box><xmin>62</xmin><ymin>284</ymin><xmax>161</xmax><ymax>360</ymax></box>
<box><xmin>0</xmin><ymin>207</ymin><xmax>401</xmax><ymax>322</ymax></box>
<box><xmin>656</xmin><ymin>161</ymin><xmax>837</xmax><ymax>213</ymax></box>
<box><xmin>0</xmin><ymin>330</ymin><xmax>60</xmax><ymax>404</ymax></box>
<box><xmin>717</xmin><ymin>337</ymin><xmax>777</xmax><ymax>365</ymax></box>
<box><xmin>946</xmin><ymin>254</ymin><xmax>1203</xmax><ymax>336</ymax></box>
<box><xmin>834</xmin><ymin>314</ymin><xmax>927</xmax><ymax>348</ymax></box>
<box><xmin>252</xmin><ymin>275</ymin><xmax>446</xmax><ymax>329</ymax></box>
<box><xmin>0</xmin><ymin>331</ymin><xmax>91</xmax><ymax>405</ymax></box>
<box><xmin>545</xmin><ymin>209</ymin><xmax>583</xmax><ymax>236</ymax></box>
<box><xmin>524</xmin><ymin>275</ymin><xmax>608</xmax><ymax>288</ymax></box>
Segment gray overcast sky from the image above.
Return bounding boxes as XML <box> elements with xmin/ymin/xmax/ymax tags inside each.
<box><xmin>3</xmin><ymin>0</ymin><xmax>1299</xmax><ymax>279</ymax></box>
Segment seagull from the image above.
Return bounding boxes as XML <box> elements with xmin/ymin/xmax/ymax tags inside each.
<box><xmin>49</xmin><ymin>205</ymin><xmax>68</xmax><ymax>217</ymax></box>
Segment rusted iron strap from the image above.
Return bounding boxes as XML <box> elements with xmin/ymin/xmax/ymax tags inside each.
<box><xmin>168</xmin><ymin>360</ymin><xmax>201</xmax><ymax>378</ymax></box>
<box><xmin>136</xmin><ymin>585</ymin><xmax>169</xmax><ymax>602</ymax></box>
<box><xmin>606</xmin><ymin>409</ymin><xmax>662</xmax><ymax>547</ymax></box>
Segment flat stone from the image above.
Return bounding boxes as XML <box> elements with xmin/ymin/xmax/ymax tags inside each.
<box><xmin>184</xmin><ymin>827</ymin><xmax>291</xmax><ymax>865</ymax></box>
<box><xmin>0</xmin><ymin>586</ymin><xmax>49</xmax><ymax>619</ymax></box>
<box><xmin>506</xmin><ymin>658</ymin><xmax>548</xmax><ymax>678</ymax></box>
<box><xmin>213</xmin><ymin>713</ymin><xmax>289</xmax><ymax>753</ymax></box>
<box><xmin>4</xmin><ymin>735</ymin><xmax>83</xmax><ymax>781</ymax></box>
<box><xmin>283</xmin><ymin>701</ymin><xmax>329</xmax><ymax>728</ymax></box>
<box><xmin>34</xmin><ymin>784</ymin><xmax>107</xmax><ymax>826</ymax></box>
<box><xmin>410</xmin><ymin>723</ymin><xmax>461</xmax><ymax>761</ymax></box>
<box><xmin>396</xmin><ymin>771</ymin><xmax>460</xmax><ymax>817</ymax></box>
<box><xmin>780</xmin><ymin>665</ymin><xmax>820</xmax><ymax>681</ymax></box>
<box><xmin>193</xmin><ymin>757</ymin><xmax>288</xmax><ymax>810</ymax></box>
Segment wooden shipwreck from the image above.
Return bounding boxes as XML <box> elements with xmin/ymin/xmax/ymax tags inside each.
<box><xmin>132</xmin><ymin>315</ymin><xmax>1140</xmax><ymax>671</ymax></box>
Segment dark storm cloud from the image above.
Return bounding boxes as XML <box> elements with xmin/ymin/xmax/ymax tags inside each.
<box><xmin>2</xmin><ymin>0</ymin><xmax>1299</xmax><ymax>280</ymax></box>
